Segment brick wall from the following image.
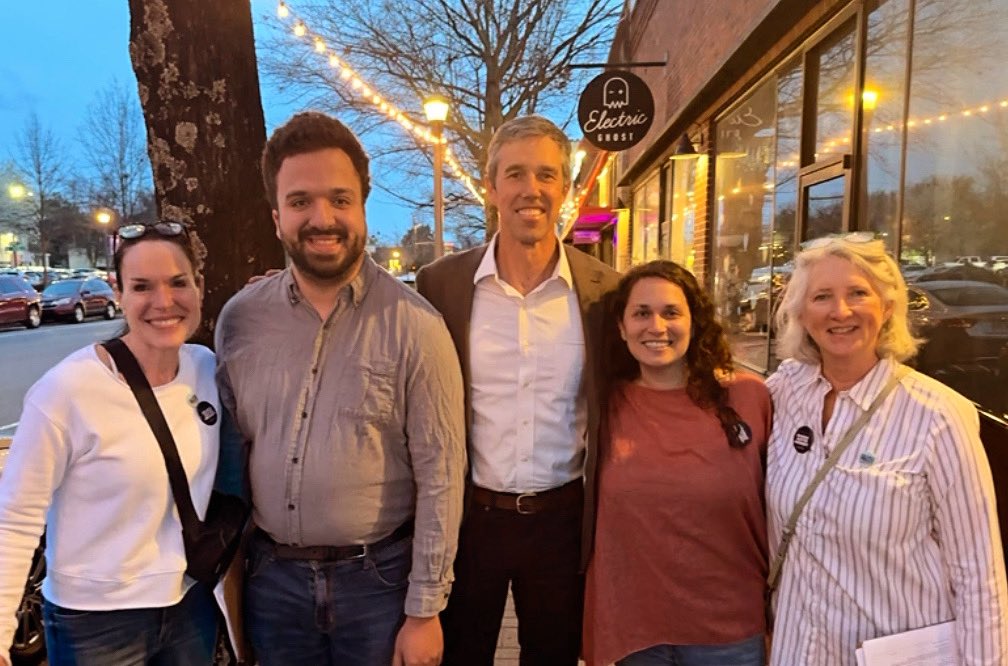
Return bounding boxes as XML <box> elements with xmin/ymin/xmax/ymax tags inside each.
<box><xmin>618</xmin><ymin>0</ymin><xmax>780</xmax><ymax>172</ymax></box>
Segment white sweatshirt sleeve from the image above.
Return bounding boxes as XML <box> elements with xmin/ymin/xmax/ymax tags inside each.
<box><xmin>0</xmin><ymin>398</ymin><xmax>72</xmax><ymax>658</ymax></box>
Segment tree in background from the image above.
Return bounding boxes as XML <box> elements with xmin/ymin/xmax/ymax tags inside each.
<box><xmin>128</xmin><ymin>0</ymin><xmax>285</xmax><ymax>345</ymax></box>
<box><xmin>400</xmin><ymin>223</ymin><xmax>436</xmax><ymax>271</ymax></box>
<box><xmin>78</xmin><ymin>79</ymin><xmax>153</xmax><ymax>225</ymax></box>
<box><xmin>261</xmin><ymin>0</ymin><xmax>620</xmax><ymax>239</ymax></box>
<box><xmin>12</xmin><ymin>114</ymin><xmax>65</xmax><ymax>281</ymax></box>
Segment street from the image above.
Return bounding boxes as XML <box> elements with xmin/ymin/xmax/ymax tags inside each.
<box><xmin>0</xmin><ymin>319</ymin><xmax>122</xmax><ymax>436</ymax></box>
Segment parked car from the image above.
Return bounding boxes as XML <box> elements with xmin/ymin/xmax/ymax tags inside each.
<box><xmin>0</xmin><ymin>438</ymin><xmax>46</xmax><ymax>665</ymax></box>
<box><xmin>911</xmin><ymin>263</ymin><xmax>1002</xmax><ymax>285</ymax></box>
<box><xmin>955</xmin><ymin>255</ymin><xmax>987</xmax><ymax>268</ymax></box>
<box><xmin>39</xmin><ymin>278</ymin><xmax>118</xmax><ymax>323</ymax></box>
<box><xmin>908</xmin><ymin>280</ymin><xmax>1008</xmax><ymax>372</ymax></box>
<box><xmin>0</xmin><ymin>275</ymin><xmax>42</xmax><ymax>330</ymax></box>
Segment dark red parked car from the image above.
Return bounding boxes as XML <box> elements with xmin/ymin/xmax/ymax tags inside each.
<box><xmin>39</xmin><ymin>278</ymin><xmax>118</xmax><ymax>324</ymax></box>
<box><xmin>0</xmin><ymin>275</ymin><xmax>42</xmax><ymax>330</ymax></box>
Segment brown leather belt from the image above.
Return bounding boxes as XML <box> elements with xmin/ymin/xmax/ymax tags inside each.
<box><xmin>254</xmin><ymin>521</ymin><xmax>412</xmax><ymax>561</ymax></box>
<box><xmin>469</xmin><ymin>480</ymin><xmax>582</xmax><ymax>515</ymax></box>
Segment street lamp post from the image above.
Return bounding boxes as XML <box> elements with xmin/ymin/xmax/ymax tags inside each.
<box><xmin>5</xmin><ymin>183</ymin><xmax>29</xmax><ymax>267</ymax></box>
<box><xmin>423</xmin><ymin>95</ymin><xmax>449</xmax><ymax>259</ymax></box>
<box><xmin>94</xmin><ymin>208</ymin><xmax>115</xmax><ymax>272</ymax></box>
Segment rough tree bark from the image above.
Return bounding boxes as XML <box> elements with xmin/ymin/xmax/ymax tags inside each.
<box><xmin>128</xmin><ymin>0</ymin><xmax>285</xmax><ymax>346</ymax></box>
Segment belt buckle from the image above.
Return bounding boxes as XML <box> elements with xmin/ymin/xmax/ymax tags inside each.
<box><xmin>515</xmin><ymin>492</ymin><xmax>537</xmax><ymax>515</ymax></box>
<box><xmin>347</xmin><ymin>544</ymin><xmax>368</xmax><ymax>561</ymax></box>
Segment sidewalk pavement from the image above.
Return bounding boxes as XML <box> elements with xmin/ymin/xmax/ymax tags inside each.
<box><xmin>493</xmin><ymin>586</ymin><xmax>586</xmax><ymax>666</ymax></box>
<box><xmin>493</xmin><ymin>588</ymin><xmax>520</xmax><ymax>664</ymax></box>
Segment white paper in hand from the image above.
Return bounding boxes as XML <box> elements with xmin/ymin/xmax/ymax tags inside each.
<box><xmin>857</xmin><ymin>620</ymin><xmax>958</xmax><ymax>666</ymax></box>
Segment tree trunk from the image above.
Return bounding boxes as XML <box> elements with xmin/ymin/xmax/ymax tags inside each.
<box><xmin>128</xmin><ymin>0</ymin><xmax>284</xmax><ymax>346</ymax></box>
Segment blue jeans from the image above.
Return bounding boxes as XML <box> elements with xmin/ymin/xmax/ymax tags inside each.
<box><xmin>42</xmin><ymin>582</ymin><xmax>218</xmax><ymax>666</ymax></box>
<box><xmin>244</xmin><ymin>531</ymin><xmax>411</xmax><ymax>666</ymax></box>
<box><xmin>617</xmin><ymin>633</ymin><xmax>765</xmax><ymax>666</ymax></box>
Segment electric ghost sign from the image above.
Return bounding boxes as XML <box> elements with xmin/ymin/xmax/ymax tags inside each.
<box><xmin>578</xmin><ymin>70</ymin><xmax>654</xmax><ymax>151</ymax></box>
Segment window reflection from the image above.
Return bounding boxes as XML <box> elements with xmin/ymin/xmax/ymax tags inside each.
<box><xmin>714</xmin><ymin>77</ymin><xmax>777</xmax><ymax>371</ymax></box>
<box><xmin>669</xmin><ymin>158</ymin><xmax>698</xmax><ymax>272</ymax></box>
<box><xmin>813</xmin><ymin>19</ymin><xmax>857</xmax><ymax>161</ymax></box>
<box><xmin>862</xmin><ymin>0</ymin><xmax>910</xmax><ymax>247</ymax></box>
<box><xmin>901</xmin><ymin>0</ymin><xmax>1008</xmax><ymax>416</ymax></box>
<box><xmin>632</xmin><ymin>172</ymin><xmax>661</xmax><ymax>264</ymax></box>
<box><xmin>804</xmin><ymin>176</ymin><xmax>846</xmax><ymax>240</ymax></box>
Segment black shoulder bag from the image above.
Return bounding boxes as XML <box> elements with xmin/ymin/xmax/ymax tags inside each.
<box><xmin>102</xmin><ymin>338</ymin><xmax>249</xmax><ymax>585</ymax></box>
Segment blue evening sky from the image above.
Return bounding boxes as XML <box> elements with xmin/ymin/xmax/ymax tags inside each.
<box><xmin>0</xmin><ymin>0</ymin><xmax>412</xmax><ymax>242</ymax></box>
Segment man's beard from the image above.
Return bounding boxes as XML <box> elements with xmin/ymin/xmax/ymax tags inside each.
<box><xmin>282</xmin><ymin>226</ymin><xmax>366</xmax><ymax>283</ymax></box>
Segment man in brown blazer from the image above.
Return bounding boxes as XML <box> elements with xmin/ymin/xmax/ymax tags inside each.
<box><xmin>417</xmin><ymin>115</ymin><xmax>619</xmax><ymax>666</ymax></box>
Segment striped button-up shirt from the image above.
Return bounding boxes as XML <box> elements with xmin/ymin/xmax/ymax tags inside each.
<box><xmin>767</xmin><ymin>357</ymin><xmax>1008</xmax><ymax>665</ymax></box>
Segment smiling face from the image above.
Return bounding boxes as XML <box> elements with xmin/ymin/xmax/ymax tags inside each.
<box><xmin>273</xmin><ymin>147</ymin><xmax>367</xmax><ymax>285</ymax></box>
<box><xmin>487</xmin><ymin>135</ymin><xmax>568</xmax><ymax>248</ymax></box>
<box><xmin>619</xmin><ymin>276</ymin><xmax>692</xmax><ymax>388</ymax></box>
<box><xmin>118</xmin><ymin>239</ymin><xmax>201</xmax><ymax>354</ymax></box>
<box><xmin>800</xmin><ymin>254</ymin><xmax>892</xmax><ymax>374</ymax></box>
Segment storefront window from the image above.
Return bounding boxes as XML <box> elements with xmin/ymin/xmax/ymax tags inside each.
<box><xmin>669</xmin><ymin>157</ymin><xmax>698</xmax><ymax>272</ymax></box>
<box><xmin>861</xmin><ymin>0</ymin><xmax>910</xmax><ymax>248</ymax></box>
<box><xmin>813</xmin><ymin>19</ymin><xmax>857</xmax><ymax>161</ymax></box>
<box><xmin>714</xmin><ymin>76</ymin><xmax>777</xmax><ymax>371</ymax></box>
<box><xmin>631</xmin><ymin>172</ymin><xmax>661</xmax><ymax>265</ymax></box>
<box><xmin>900</xmin><ymin>0</ymin><xmax>1008</xmax><ymax>416</ymax></box>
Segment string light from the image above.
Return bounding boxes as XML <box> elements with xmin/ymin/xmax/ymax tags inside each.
<box><xmin>275</xmin><ymin>1</ymin><xmax>484</xmax><ymax>205</ymax></box>
<box><xmin>782</xmin><ymin>96</ymin><xmax>1008</xmax><ymax>165</ymax></box>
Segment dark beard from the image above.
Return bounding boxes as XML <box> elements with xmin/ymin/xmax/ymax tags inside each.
<box><xmin>282</xmin><ymin>228</ymin><xmax>365</xmax><ymax>283</ymax></box>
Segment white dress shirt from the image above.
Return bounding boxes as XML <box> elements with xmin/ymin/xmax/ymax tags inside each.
<box><xmin>767</xmin><ymin>357</ymin><xmax>1008</xmax><ymax>666</ymax></box>
<box><xmin>468</xmin><ymin>235</ymin><xmax>587</xmax><ymax>493</ymax></box>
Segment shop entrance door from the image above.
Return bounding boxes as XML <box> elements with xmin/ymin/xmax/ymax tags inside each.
<box><xmin>796</xmin><ymin>154</ymin><xmax>852</xmax><ymax>246</ymax></box>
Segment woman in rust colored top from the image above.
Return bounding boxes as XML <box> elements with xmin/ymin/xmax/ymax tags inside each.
<box><xmin>583</xmin><ymin>260</ymin><xmax>770</xmax><ymax>666</ymax></box>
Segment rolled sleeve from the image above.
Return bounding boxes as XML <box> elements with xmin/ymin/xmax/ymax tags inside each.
<box><xmin>402</xmin><ymin>313</ymin><xmax>466</xmax><ymax>617</ymax></box>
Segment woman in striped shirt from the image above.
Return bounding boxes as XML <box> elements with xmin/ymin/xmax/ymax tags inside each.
<box><xmin>766</xmin><ymin>235</ymin><xmax>1008</xmax><ymax>665</ymax></box>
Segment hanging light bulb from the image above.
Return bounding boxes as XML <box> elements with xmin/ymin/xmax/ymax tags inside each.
<box><xmin>277</xmin><ymin>2</ymin><xmax>289</xmax><ymax>18</ymax></box>
<box><xmin>293</xmin><ymin>21</ymin><xmax>307</xmax><ymax>37</ymax></box>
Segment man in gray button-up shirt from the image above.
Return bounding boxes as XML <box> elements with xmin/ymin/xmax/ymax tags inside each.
<box><xmin>215</xmin><ymin>111</ymin><xmax>465</xmax><ymax>666</ymax></box>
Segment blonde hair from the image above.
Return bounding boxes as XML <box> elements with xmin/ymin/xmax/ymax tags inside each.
<box><xmin>774</xmin><ymin>237</ymin><xmax>921</xmax><ymax>364</ymax></box>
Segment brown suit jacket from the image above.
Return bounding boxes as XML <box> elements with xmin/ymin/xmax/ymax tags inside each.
<box><xmin>416</xmin><ymin>242</ymin><xmax>620</xmax><ymax>570</ymax></box>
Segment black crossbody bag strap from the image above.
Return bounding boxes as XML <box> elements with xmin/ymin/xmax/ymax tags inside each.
<box><xmin>101</xmin><ymin>338</ymin><xmax>201</xmax><ymax>533</ymax></box>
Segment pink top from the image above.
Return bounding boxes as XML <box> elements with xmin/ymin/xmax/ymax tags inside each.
<box><xmin>583</xmin><ymin>373</ymin><xmax>770</xmax><ymax>666</ymax></box>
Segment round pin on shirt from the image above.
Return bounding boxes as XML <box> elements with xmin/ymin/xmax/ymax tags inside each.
<box><xmin>196</xmin><ymin>400</ymin><xmax>218</xmax><ymax>426</ymax></box>
<box><xmin>793</xmin><ymin>425</ymin><xmax>814</xmax><ymax>454</ymax></box>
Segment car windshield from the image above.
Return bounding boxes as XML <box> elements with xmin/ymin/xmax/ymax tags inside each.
<box><xmin>930</xmin><ymin>284</ymin><xmax>1008</xmax><ymax>307</ymax></box>
<box><xmin>42</xmin><ymin>281</ymin><xmax>82</xmax><ymax>297</ymax></box>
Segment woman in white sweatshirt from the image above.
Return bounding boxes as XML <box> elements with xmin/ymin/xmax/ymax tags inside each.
<box><xmin>0</xmin><ymin>222</ymin><xmax>222</xmax><ymax>666</ymax></box>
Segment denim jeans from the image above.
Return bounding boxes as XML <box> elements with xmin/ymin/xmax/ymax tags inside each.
<box><xmin>42</xmin><ymin>581</ymin><xmax>218</xmax><ymax>666</ymax></box>
<box><xmin>617</xmin><ymin>633</ymin><xmax>765</xmax><ymax>666</ymax></box>
<box><xmin>244</xmin><ymin>531</ymin><xmax>411</xmax><ymax>666</ymax></box>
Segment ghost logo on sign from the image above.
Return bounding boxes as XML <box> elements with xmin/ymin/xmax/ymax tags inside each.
<box><xmin>603</xmin><ymin>77</ymin><xmax>630</xmax><ymax>109</ymax></box>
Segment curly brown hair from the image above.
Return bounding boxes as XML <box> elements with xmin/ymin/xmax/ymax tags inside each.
<box><xmin>604</xmin><ymin>260</ymin><xmax>748</xmax><ymax>448</ymax></box>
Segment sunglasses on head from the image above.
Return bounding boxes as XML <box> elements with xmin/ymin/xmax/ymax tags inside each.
<box><xmin>802</xmin><ymin>231</ymin><xmax>876</xmax><ymax>249</ymax></box>
<box><xmin>117</xmin><ymin>222</ymin><xmax>189</xmax><ymax>240</ymax></box>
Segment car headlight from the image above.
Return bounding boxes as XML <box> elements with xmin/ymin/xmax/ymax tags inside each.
<box><xmin>53</xmin><ymin>298</ymin><xmax>71</xmax><ymax>306</ymax></box>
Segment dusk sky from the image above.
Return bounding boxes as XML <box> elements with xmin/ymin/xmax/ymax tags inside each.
<box><xmin>0</xmin><ymin>0</ymin><xmax>413</xmax><ymax>242</ymax></box>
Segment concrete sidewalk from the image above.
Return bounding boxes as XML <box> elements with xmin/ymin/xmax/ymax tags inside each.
<box><xmin>493</xmin><ymin>587</ymin><xmax>586</xmax><ymax>666</ymax></box>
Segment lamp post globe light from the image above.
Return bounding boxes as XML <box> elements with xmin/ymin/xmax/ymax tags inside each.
<box><xmin>94</xmin><ymin>208</ymin><xmax>116</xmax><ymax>272</ymax></box>
<box><xmin>4</xmin><ymin>183</ymin><xmax>30</xmax><ymax>266</ymax></box>
<box><xmin>423</xmin><ymin>94</ymin><xmax>449</xmax><ymax>259</ymax></box>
